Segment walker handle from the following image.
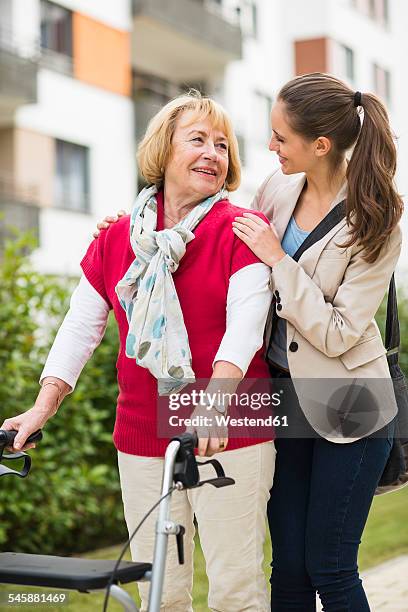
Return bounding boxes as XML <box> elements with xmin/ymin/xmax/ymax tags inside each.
<box><xmin>0</xmin><ymin>429</ymin><xmax>43</xmax><ymax>448</ymax></box>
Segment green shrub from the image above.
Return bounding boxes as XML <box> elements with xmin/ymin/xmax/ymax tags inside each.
<box><xmin>0</xmin><ymin>233</ymin><xmax>126</xmax><ymax>555</ymax></box>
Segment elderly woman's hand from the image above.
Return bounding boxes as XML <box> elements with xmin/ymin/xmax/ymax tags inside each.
<box><xmin>232</xmin><ymin>213</ymin><xmax>286</xmax><ymax>267</ymax></box>
<box><xmin>186</xmin><ymin>403</ymin><xmax>228</xmax><ymax>457</ymax></box>
<box><xmin>1</xmin><ymin>377</ymin><xmax>69</xmax><ymax>452</ymax></box>
<box><xmin>1</xmin><ymin>406</ymin><xmax>52</xmax><ymax>452</ymax></box>
<box><xmin>93</xmin><ymin>210</ymin><xmax>127</xmax><ymax>238</ymax></box>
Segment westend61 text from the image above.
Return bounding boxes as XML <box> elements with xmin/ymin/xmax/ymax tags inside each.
<box><xmin>169</xmin><ymin>415</ymin><xmax>288</xmax><ymax>427</ymax></box>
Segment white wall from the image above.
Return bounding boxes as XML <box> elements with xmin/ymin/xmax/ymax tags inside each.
<box><xmin>225</xmin><ymin>0</ymin><xmax>284</xmax><ymax>207</ymax></box>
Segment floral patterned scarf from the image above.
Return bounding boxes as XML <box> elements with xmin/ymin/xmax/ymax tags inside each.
<box><xmin>116</xmin><ymin>184</ymin><xmax>224</xmax><ymax>395</ymax></box>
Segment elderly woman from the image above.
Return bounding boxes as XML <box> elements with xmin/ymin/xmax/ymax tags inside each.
<box><xmin>1</xmin><ymin>94</ymin><xmax>275</xmax><ymax>612</ymax></box>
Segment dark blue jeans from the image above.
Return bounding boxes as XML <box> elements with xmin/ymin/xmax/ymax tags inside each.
<box><xmin>268</xmin><ymin>424</ymin><xmax>394</xmax><ymax>611</ymax></box>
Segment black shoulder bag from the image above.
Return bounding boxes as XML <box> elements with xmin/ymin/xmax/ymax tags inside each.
<box><xmin>290</xmin><ymin>200</ymin><xmax>408</xmax><ymax>494</ymax></box>
<box><xmin>376</xmin><ymin>274</ymin><xmax>408</xmax><ymax>493</ymax></box>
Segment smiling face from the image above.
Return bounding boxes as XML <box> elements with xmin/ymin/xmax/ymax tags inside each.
<box><xmin>269</xmin><ymin>100</ymin><xmax>322</xmax><ymax>175</ymax></box>
<box><xmin>164</xmin><ymin>110</ymin><xmax>229</xmax><ymax>202</ymax></box>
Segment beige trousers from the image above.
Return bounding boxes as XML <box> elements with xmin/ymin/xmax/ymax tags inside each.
<box><xmin>117</xmin><ymin>441</ymin><xmax>275</xmax><ymax>612</ymax></box>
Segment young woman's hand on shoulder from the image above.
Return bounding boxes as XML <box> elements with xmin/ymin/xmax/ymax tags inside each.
<box><xmin>93</xmin><ymin>210</ymin><xmax>127</xmax><ymax>238</ymax></box>
<box><xmin>232</xmin><ymin>212</ymin><xmax>286</xmax><ymax>267</ymax></box>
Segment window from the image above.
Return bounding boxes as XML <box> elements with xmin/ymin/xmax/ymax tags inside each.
<box><xmin>333</xmin><ymin>43</ymin><xmax>355</xmax><ymax>85</ymax></box>
<box><xmin>55</xmin><ymin>140</ymin><xmax>90</xmax><ymax>213</ymax></box>
<box><xmin>134</xmin><ymin>71</ymin><xmax>207</xmax><ymax>141</ymax></box>
<box><xmin>239</xmin><ymin>1</ymin><xmax>258</xmax><ymax>38</ymax></box>
<box><xmin>342</xmin><ymin>44</ymin><xmax>355</xmax><ymax>82</ymax></box>
<box><xmin>40</xmin><ymin>0</ymin><xmax>72</xmax><ymax>57</ymax></box>
<box><xmin>351</xmin><ymin>0</ymin><xmax>368</xmax><ymax>13</ymax></box>
<box><xmin>378</xmin><ymin>0</ymin><xmax>389</xmax><ymax>26</ymax></box>
<box><xmin>373</xmin><ymin>63</ymin><xmax>391</xmax><ymax>104</ymax></box>
<box><xmin>253</xmin><ymin>91</ymin><xmax>273</xmax><ymax>144</ymax></box>
<box><xmin>236</xmin><ymin>134</ymin><xmax>246</xmax><ymax>167</ymax></box>
<box><xmin>352</xmin><ymin>0</ymin><xmax>389</xmax><ymax>26</ymax></box>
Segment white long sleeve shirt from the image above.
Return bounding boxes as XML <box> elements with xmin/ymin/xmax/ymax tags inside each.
<box><xmin>41</xmin><ymin>263</ymin><xmax>272</xmax><ymax>389</ymax></box>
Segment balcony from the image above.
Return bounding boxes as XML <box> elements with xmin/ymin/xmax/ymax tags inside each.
<box><xmin>132</xmin><ymin>0</ymin><xmax>242</xmax><ymax>80</ymax></box>
<box><xmin>134</xmin><ymin>73</ymin><xmax>186</xmax><ymax>141</ymax></box>
<box><xmin>0</xmin><ymin>173</ymin><xmax>40</xmax><ymax>250</ymax></box>
<box><xmin>0</xmin><ymin>30</ymin><xmax>38</xmax><ymax>124</ymax></box>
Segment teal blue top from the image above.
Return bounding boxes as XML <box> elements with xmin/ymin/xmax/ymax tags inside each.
<box><xmin>267</xmin><ymin>215</ymin><xmax>310</xmax><ymax>369</ymax></box>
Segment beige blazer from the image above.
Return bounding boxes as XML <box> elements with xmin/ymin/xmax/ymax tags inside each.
<box><xmin>252</xmin><ymin>168</ymin><xmax>402</xmax><ymax>442</ymax></box>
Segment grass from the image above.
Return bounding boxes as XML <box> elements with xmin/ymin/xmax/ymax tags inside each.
<box><xmin>0</xmin><ymin>486</ymin><xmax>407</xmax><ymax>611</ymax></box>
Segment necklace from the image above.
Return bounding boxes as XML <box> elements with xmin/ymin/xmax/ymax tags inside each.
<box><xmin>164</xmin><ymin>211</ymin><xmax>180</xmax><ymax>225</ymax></box>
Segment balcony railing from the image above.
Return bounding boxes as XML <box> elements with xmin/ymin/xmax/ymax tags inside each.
<box><xmin>39</xmin><ymin>47</ymin><xmax>73</xmax><ymax>76</ymax></box>
<box><xmin>132</xmin><ymin>0</ymin><xmax>242</xmax><ymax>80</ymax></box>
<box><xmin>0</xmin><ymin>173</ymin><xmax>40</xmax><ymax>249</ymax></box>
<box><xmin>0</xmin><ymin>27</ymin><xmax>39</xmax><ymax>116</ymax></box>
<box><xmin>134</xmin><ymin>72</ymin><xmax>188</xmax><ymax>141</ymax></box>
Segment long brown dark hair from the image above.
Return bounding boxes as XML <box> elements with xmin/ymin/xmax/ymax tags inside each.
<box><xmin>278</xmin><ymin>73</ymin><xmax>403</xmax><ymax>263</ymax></box>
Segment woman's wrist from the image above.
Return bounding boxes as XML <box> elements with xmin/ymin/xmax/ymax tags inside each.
<box><xmin>265</xmin><ymin>248</ymin><xmax>286</xmax><ymax>268</ymax></box>
<box><xmin>35</xmin><ymin>377</ymin><xmax>70</xmax><ymax>416</ymax></box>
<box><xmin>34</xmin><ymin>390</ymin><xmax>59</xmax><ymax>417</ymax></box>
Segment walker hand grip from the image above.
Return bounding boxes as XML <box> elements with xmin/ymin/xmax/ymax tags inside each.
<box><xmin>172</xmin><ymin>433</ymin><xmax>200</xmax><ymax>488</ymax></box>
<box><xmin>0</xmin><ymin>429</ymin><xmax>43</xmax><ymax>448</ymax></box>
<box><xmin>173</xmin><ymin>432</ymin><xmax>198</xmax><ymax>448</ymax></box>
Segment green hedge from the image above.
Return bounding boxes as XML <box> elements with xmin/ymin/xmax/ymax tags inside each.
<box><xmin>0</xmin><ymin>234</ymin><xmax>127</xmax><ymax>555</ymax></box>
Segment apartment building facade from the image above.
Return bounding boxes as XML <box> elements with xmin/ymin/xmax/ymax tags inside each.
<box><xmin>1</xmin><ymin>0</ymin><xmax>407</xmax><ymax>274</ymax></box>
<box><xmin>0</xmin><ymin>0</ymin><xmax>135</xmax><ymax>274</ymax></box>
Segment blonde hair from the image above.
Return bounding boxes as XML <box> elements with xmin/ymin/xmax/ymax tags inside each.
<box><xmin>137</xmin><ymin>91</ymin><xmax>241</xmax><ymax>191</ymax></box>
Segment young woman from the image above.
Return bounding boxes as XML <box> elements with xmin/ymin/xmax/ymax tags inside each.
<box><xmin>233</xmin><ymin>72</ymin><xmax>403</xmax><ymax>611</ymax></box>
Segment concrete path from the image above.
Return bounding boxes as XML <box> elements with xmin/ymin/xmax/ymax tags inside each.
<box><xmin>316</xmin><ymin>555</ymin><xmax>408</xmax><ymax>611</ymax></box>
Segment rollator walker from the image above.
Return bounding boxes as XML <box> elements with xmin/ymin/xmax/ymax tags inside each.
<box><xmin>0</xmin><ymin>429</ymin><xmax>234</xmax><ymax>611</ymax></box>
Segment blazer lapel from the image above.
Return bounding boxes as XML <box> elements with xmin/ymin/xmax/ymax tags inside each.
<box><xmin>272</xmin><ymin>173</ymin><xmax>306</xmax><ymax>240</ymax></box>
<box><xmin>270</xmin><ymin>174</ymin><xmax>348</xmax><ymax>278</ymax></box>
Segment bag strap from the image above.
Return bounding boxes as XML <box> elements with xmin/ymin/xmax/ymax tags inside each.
<box><xmin>266</xmin><ymin>200</ymin><xmax>348</xmax><ymax>357</ymax></box>
<box><xmin>292</xmin><ymin>200</ymin><xmax>347</xmax><ymax>263</ymax></box>
<box><xmin>289</xmin><ymin>199</ymin><xmax>399</xmax><ymax>364</ymax></box>
<box><xmin>385</xmin><ymin>273</ymin><xmax>400</xmax><ymax>366</ymax></box>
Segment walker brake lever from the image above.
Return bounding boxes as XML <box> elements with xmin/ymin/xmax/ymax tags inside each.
<box><xmin>0</xmin><ymin>429</ymin><xmax>43</xmax><ymax>478</ymax></box>
<box><xmin>0</xmin><ymin>430</ymin><xmax>43</xmax><ymax>467</ymax></box>
<box><xmin>176</xmin><ymin>525</ymin><xmax>185</xmax><ymax>565</ymax></box>
<box><xmin>195</xmin><ymin>458</ymin><xmax>235</xmax><ymax>488</ymax></box>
